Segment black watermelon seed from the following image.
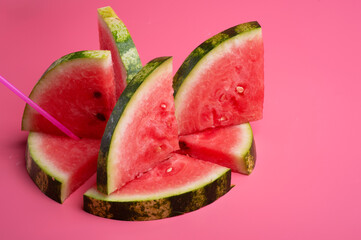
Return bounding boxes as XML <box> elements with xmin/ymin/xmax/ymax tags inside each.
<box><xmin>93</xmin><ymin>91</ymin><xmax>102</xmax><ymax>98</ymax></box>
<box><xmin>96</xmin><ymin>113</ymin><xmax>106</xmax><ymax>121</ymax></box>
<box><xmin>179</xmin><ymin>141</ymin><xmax>189</xmax><ymax>150</ymax></box>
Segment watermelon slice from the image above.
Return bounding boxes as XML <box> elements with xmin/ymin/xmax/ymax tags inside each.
<box><xmin>98</xmin><ymin>6</ymin><xmax>142</xmax><ymax>98</ymax></box>
<box><xmin>22</xmin><ymin>50</ymin><xmax>116</xmax><ymax>139</ymax></box>
<box><xmin>84</xmin><ymin>153</ymin><xmax>231</xmax><ymax>221</ymax></box>
<box><xmin>97</xmin><ymin>56</ymin><xmax>179</xmax><ymax>195</ymax></box>
<box><xmin>179</xmin><ymin>123</ymin><xmax>256</xmax><ymax>174</ymax></box>
<box><xmin>173</xmin><ymin>21</ymin><xmax>264</xmax><ymax>135</ymax></box>
<box><xmin>26</xmin><ymin>132</ymin><xmax>100</xmax><ymax>203</ymax></box>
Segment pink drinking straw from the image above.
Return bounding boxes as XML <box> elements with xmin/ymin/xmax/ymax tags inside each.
<box><xmin>0</xmin><ymin>75</ymin><xmax>80</xmax><ymax>140</ymax></box>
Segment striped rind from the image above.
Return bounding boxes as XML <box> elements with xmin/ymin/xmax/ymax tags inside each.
<box><xmin>173</xmin><ymin>21</ymin><xmax>261</xmax><ymax>96</ymax></box>
<box><xmin>245</xmin><ymin>137</ymin><xmax>256</xmax><ymax>175</ymax></box>
<box><xmin>85</xmin><ymin>168</ymin><xmax>231</xmax><ymax>221</ymax></box>
<box><xmin>231</xmin><ymin>123</ymin><xmax>256</xmax><ymax>174</ymax></box>
<box><xmin>26</xmin><ymin>132</ymin><xmax>68</xmax><ymax>203</ymax></box>
<box><xmin>39</xmin><ymin>50</ymin><xmax>111</xmax><ymax>81</ymax></box>
<box><xmin>97</xmin><ymin>6</ymin><xmax>142</xmax><ymax>83</ymax></box>
<box><xmin>97</xmin><ymin>57</ymin><xmax>173</xmax><ymax>195</ymax></box>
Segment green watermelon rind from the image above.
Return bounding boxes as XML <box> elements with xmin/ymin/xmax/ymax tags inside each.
<box><xmin>97</xmin><ymin>56</ymin><xmax>173</xmax><ymax>195</ymax></box>
<box><xmin>98</xmin><ymin>6</ymin><xmax>142</xmax><ymax>83</ymax></box>
<box><xmin>84</xmin><ymin>168</ymin><xmax>231</xmax><ymax>221</ymax></box>
<box><xmin>21</xmin><ymin>50</ymin><xmax>112</xmax><ymax>132</ymax></box>
<box><xmin>40</xmin><ymin>50</ymin><xmax>111</xmax><ymax>78</ymax></box>
<box><xmin>26</xmin><ymin>132</ymin><xmax>68</xmax><ymax>203</ymax></box>
<box><xmin>245</xmin><ymin>137</ymin><xmax>256</xmax><ymax>174</ymax></box>
<box><xmin>230</xmin><ymin>123</ymin><xmax>256</xmax><ymax>175</ymax></box>
<box><xmin>173</xmin><ymin>21</ymin><xmax>262</xmax><ymax>96</ymax></box>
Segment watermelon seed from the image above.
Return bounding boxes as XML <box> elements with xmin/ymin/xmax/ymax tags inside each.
<box><xmin>219</xmin><ymin>94</ymin><xmax>226</xmax><ymax>102</ymax></box>
<box><xmin>166</xmin><ymin>167</ymin><xmax>172</xmax><ymax>173</ymax></box>
<box><xmin>96</xmin><ymin>113</ymin><xmax>106</xmax><ymax>121</ymax></box>
<box><xmin>156</xmin><ymin>146</ymin><xmax>163</xmax><ymax>152</ymax></box>
<box><xmin>219</xmin><ymin>116</ymin><xmax>227</xmax><ymax>122</ymax></box>
<box><xmin>160</xmin><ymin>103</ymin><xmax>167</xmax><ymax>109</ymax></box>
<box><xmin>236</xmin><ymin>86</ymin><xmax>244</xmax><ymax>94</ymax></box>
<box><xmin>93</xmin><ymin>91</ymin><xmax>102</xmax><ymax>98</ymax></box>
<box><xmin>179</xmin><ymin>141</ymin><xmax>188</xmax><ymax>150</ymax></box>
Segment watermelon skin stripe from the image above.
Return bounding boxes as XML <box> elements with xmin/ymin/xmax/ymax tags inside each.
<box><xmin>114</xmin><ymin>39</ymin><xmax>142</xmax><ymax>82</ymax></box>
<box><xmin>173</xmin><ymin>21</ymin><xmax>261</xmax><ymax>95</ymax></box>
<box><xmin>98</xmin><ymin>6</ymin><xmax>142</xmax><ymax>84</ymax></box>
<box><xmin>245</xmin><ymin>138</ymin><xmax>257</xmax><ymax>174</ymax></box>
<box><xmin>84</xmin><ymin>169</ymin><xmax>231</xmax><ymax>221</ymax></box>
<box><xmin>97</xmin><ymin>56</ymin><xmax>173</xmax><ymax>194</ymax></box>
<box><xmin>26</xmin><ymin>145</ymin><xmax>63</xmax><ymax>203</ymax></box>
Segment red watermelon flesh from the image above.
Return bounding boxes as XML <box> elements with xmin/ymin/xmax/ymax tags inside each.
<box><xmin>174</xmin><ymin>27</ymin><xmax>264</xmax><ymax>135</ymax></box>
<box><xmin>22</xmin><ymin>51</ymin><xmax>116</xmax><ymax>139</ymax></box>
<box><xmin>98</xmin><ymin>57</ymin><xmax>180</xmax><ymax>194</ymax></box>
<box><xmin>89</xmin><ymin>153</ymin><xmax>229</xmax><ymax>199</ymax></box>
<box><xmin>179</xmin><ymin>123</ymin><xmax>256</xmax><ymax>174</ymax></box>
<box><xmin>111</xmin><ymin>69</ymin><xmax>179</xmax><ymax>188</ymax></box>
<box><xmin>84</xmin><ymin>153</ymin><xmax>231</xmax><ymax>220</ymax></box>
<box><xmin>26</xmin><ymin>132</ymin><xmax>101</xmax><ymax>202</ymax></box>
<box><xmin>115</xmin><ymin>154</ymin><xmax>226</xmax><ymax>196</ymax></box>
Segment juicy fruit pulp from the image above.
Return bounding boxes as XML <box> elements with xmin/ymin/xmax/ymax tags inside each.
<box><xmin>179</xmin><ymin>123</ymin><xmax>256</xmax><ymax>174</ymax></box>
<box><xmin>22</xmin><ymin>50</ymin><xmax>116</xmax><ymax>139</ymax></box>
<box><xmin>97</xmin><ymin>57</ymin><xmax>179</xmax><ymax>195</ymax></box>
<box><xmin>173</xmin><ymin>22</ymin><xmax>264</xmax><ymax>135</ymax></box>
<box><xmin>84</xmin><ymin>154</ymin><xmax>231</xmax><ymax>221</ymax></box>
<box><xmin>26</xmin><ymin>132</ymin><xmax>100</xmax><ymax>203</ymax></box>
<box><xmin>98</xmin><ymin>6</ymin><xmax>142</xmax><ymax>98</ymax></box>
<box><xmin>20</xmin><ymin>5</ymin><xmax>260</xmax><ymax>220</ymax></box>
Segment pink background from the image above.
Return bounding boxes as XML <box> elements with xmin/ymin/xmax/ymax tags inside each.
<box><xmin>0</xmin><ymin>0</ymin><xmax>360</xmax><ymax>239</ymax></box>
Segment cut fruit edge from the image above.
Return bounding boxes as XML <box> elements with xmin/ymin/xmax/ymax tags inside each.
<box><xmin>22</xmin><ymin>50</ymin><xmax>116</xmax><ymax>139</ymax></box>
<box><xmin>173</xmin><ymin>21</ymin><xmax>262</xmax><ymax>96</ymax></box>
<box><xmin>84</xmin><ymin>154</ymin><xmax>232</xmax><ymax>221</ymax></box>
<box><xmin>26</xmin><ymin>132</ymin><xmax>100</xmax><ymax>203</ymax></box>
<box><xmin>179</xmin><ymin>123</ymin><xmax>256</xmax><ymax>174</ymax></box>
<box><xmin>98</xmin><ymin>6</ymin><xmax>142</xmax><ymax>97</ymax></box>
<box><xmin>173</xmin><ymin>21</ymin><xmax>264</xmax><ymax>135</ymax></box>
<box><xmin>97</xmin><ymin>56</ymin><xmax>179</xmax><ymax>195</ymax></box>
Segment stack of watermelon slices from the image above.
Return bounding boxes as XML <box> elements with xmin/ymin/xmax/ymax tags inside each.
<box><xmin>23</xmin><ymin>7</ymin><xmax>143</xmax><ymax>203</ymax></box>
<box><xmin>173</xmin><ymin>22</ymin><xmax>263</xmax><ymax>175</ymax></box>
<box><xmin>22</xmin><ymin>6</ymin><xmax>264</xmax><ymax>221</ymax></box>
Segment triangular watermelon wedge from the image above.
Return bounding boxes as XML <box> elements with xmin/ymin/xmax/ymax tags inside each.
<box><xmin>98</xmin><ymin>6</ymin><xmax>142</xmax><ymax>98</ymax></box>
<box><xmin>97</xmin><ymin>56</ymin><xmax>179</xmax><ymax>195</ymax></box>
<box><xmin>22</xmin><ymin>50</ymin><xmax>116</xmax><ymax>139</ymax></box>
<box><xmin>26</xmin><ymin>132</ymin><xmax>100</xmax><ymax>203</ymax></box>
<box><xmin>179</xmin><ymin>123</ymin><xmax>256</xmax><ymax>175</ymax></box>
<box><xmin>173</xmin><ymin>21</ymin><xmax>264</xmax><ymax>135</ymax></box>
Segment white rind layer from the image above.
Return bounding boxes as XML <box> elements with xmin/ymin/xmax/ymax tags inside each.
<box><xmin>85</xmin><ymin>164</ymin><xmax>229</xmax><ymax>202</ymax></box>
<box><xmin>107</xmin><ymin>58</ymin><xmax>173</xmax><ymax>193</ymax></box>
<box><xmin>27</xmin><ymin>132</ymin><xmax>70</xmax><ymax>201</ymax></box>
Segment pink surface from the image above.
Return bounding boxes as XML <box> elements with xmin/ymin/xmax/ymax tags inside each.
<box><xmin>0</xmin><ymin>0</ymin><xmax>360</xmax><ymax>239</ymax></box>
